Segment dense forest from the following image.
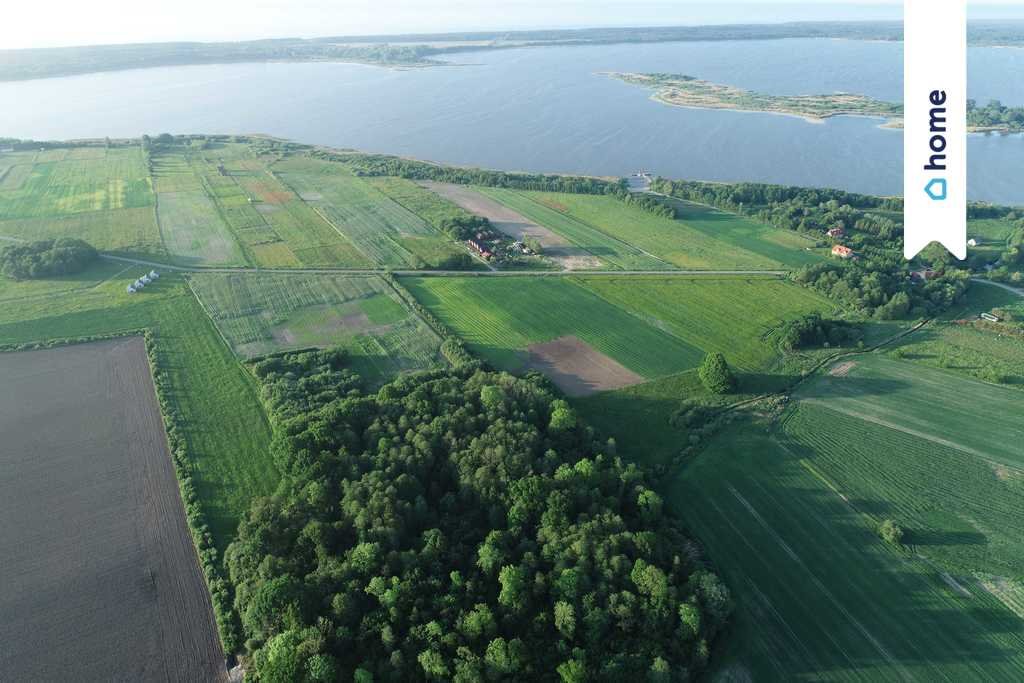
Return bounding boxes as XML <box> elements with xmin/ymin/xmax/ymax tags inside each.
<box><xmin>0</xmin><ymin>238</ymin><xmax>97</xmax><ymax>280</ymax></box>
<box><xmin>226</xmin><ymin>350</ymin><xmax>731</xmax><ymax>682</ymax></box>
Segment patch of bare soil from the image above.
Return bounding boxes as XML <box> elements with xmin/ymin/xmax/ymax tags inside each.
<box><xmin>829</xmin><ymin>360</ymin><xmax>857</xmax><ymax>377</ymax></box>
<box><xmin>272</xmin><ymin>327</ymin><xmax>297</xmax><ymax>345</ymax></box>
<box><xmin>419</xmin><ymin>182</ymin><xmax>601</xmax><ymax>269</ymax></box>
<box><xmin>0</xmin><ymin>338</ymin><xmax>226</xmax><ymax>681</ymax></box>
<box><xmin>524</xmin><ymin>335</ymin><xmax>644</xmax><ymax>397</ymax></box>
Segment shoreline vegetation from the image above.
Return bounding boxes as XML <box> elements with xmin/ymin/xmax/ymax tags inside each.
<box><xmin>604</xmin><ymin>72</ymin><xmax>904</xmax><ymax>126</ymax></box>
<box><xmin>2</xmin><ymin>20</ymin><xmax>1023</xmax><ymax>82</ymax></box>
<box><xmin>607</xmin><ymin>72</ymin><xmax>1024</xmax><ymax>134</ymax></box>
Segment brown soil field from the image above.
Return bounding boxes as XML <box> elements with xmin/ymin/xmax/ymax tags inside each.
<box><xmin>524</xmin><ymin>335</ymin><xmax>645</xmax><ymax>397</ymax></box>
<box><xmin>419</xmin><ymin>182</ymin><xmax>601</xmax><ymax>269</ymax></box>
<box><xmin>829</xmin><ymin>360</ymin><xmax>857</xmax><ymax>377</ymax></box>
<box><xmin>0</xmin><ymin>338</ymin><xmax>226</xmax><ymax>682</ymax></box>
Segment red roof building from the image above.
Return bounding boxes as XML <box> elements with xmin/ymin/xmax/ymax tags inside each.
<box><xmin>831</xmin><ymin>245</ymin><xmax>854</xmax><ymax>259</ymax></box>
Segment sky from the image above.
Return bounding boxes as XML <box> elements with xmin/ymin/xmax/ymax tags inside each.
<box><xmin>1</xmin><ymin>1</ymin><xmax>1023</xmax><ymax>50</ymax></box>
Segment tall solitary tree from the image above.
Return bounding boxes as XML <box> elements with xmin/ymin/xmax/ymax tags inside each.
<box><xmin>698</xmin><ymin>352</ymin><xmax>736</xmax><ymax>394</ymax></box>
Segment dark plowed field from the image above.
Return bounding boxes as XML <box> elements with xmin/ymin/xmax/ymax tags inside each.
<box><xmin>0</xmin><ymin>338</ymin><xmax>226</xmax><ymax>682</ymax></box>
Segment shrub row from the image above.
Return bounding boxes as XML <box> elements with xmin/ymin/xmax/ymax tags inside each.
<box><xmin>142</xmin><ymin>330</ymin><xmax>243</xmax><ymax>654</ymax></box>
<box><xmin>380</xmin><ymin>274</ymin><xmax>479</xmax><ymax>369</ymax></box>
<box><xmin>0</xmin><ymin>329</ymin><xmax>144</xmax><ymax>353</ymax></box>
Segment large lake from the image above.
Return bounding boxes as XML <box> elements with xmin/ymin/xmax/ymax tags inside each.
<box><xmin>2</xmin><ymin>39</ymin><xmax>1023</xmax><ymax>204</ymax></box>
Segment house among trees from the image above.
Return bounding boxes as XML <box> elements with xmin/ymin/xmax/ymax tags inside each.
<box><xmin>831</xmin><ymin>244</ymin><xmax>854</xmax><ymax>259</ymax></box>
<box><xmin>468</xmin><ymin>238</ymin><xmax>492</xmax><ymax>259</ymax></box>
<box><xmin>911</xmin><ymin>268</ymin><xmax>938</xmax><ymax>282</ymax></box>
<box><xmin>827</xmin><ymin>226</ymin><xmax>846</xmax><ymax>238</ymax></box>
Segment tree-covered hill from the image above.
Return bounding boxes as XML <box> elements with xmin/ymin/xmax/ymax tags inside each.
<box><xmin>226</xmin><ymin>350</ymin><xmax>731</xmax><ymax>682</ymax></box>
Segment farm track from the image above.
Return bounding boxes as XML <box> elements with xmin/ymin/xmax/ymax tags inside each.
<box><xmin>101</xmin><ymin>252</ymin><xmax>787</xmax><ymax>277</ymax></box>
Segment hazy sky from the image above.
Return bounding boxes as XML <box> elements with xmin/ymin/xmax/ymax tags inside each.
<box><xmin>2</xmin><ymin>1</ymin><xmax>1022</xmax><ymax>50</ymax></box>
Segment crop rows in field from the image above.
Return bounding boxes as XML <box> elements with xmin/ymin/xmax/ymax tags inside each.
<box><xmin>477</xmin><ymin>187</ymin><xmax>668</xmax><ymax>270</ymax></box>
<box><xmin>189</xmin><ymin>273</ymin><xmax>442</xmax><ymax>380</ymax></box>
<box><xmin>783</xmin><ymin>401</ymin><xmax>1024</xmax><ymax>578</ymax></box>
<box><xmin>0</xmin><ymin>148</ymin><xmax>152</xmax><ymax>220</ymax></box>
<box><xmin>574</xmin><ymin>276</ymin><xmax>832</xmax><ymax>370</ymax></box>
<box><xmin>275</xmin><ymin>159</ymin><xmax>465</xmax><ymax>268</ymax></box>
<box><xmin>402</xmin><ymin>276</ymin><xmax>702</xmax><ymax>377</ymax></box>
<box><xmin>498</xmin><ymin>190</ymin><xmax>795</xmax><ymax>270</ymax></box>
<box><xmin>156</xmin><ymin>188</ymin><xmax>246</xmax><ymax>266</ymax></box>
<box><xmin>671</xmin><ymin>419</ymin><xmax>1024</xmax><ymax>681</ymax></box>
<box><xmin>798</xmin><ymin>355</ymin><xmax>1024</xmax><ymax>469</ymax></box>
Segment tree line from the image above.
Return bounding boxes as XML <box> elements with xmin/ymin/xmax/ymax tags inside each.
<box><xmin>318</xmin><ymin>152</ymin><xmax>678</xmax><ymax>219</ymax></box>
<box><xmin>225</xmin><ymin>349</ymin><xmax>732</xmax><ymax>681</ymax></box>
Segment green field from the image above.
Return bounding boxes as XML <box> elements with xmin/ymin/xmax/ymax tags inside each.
<box><xmin>189</xmin><ymin>272</ymin><xmax>444</xmax><ymax>382</ymax></box>
<box><xmin>575</xmin><ymin>276</ymin><xmax>834</xmax><ymax>370</ymax></box>
<box><xmin>157</xmin><ymin>190</ymin><xmax>247</xmax><ymax>266</ymax></box>
<box><xmin>487</xmin><ymin>190</ymin><xmax>817</xmax><ymax>270</ymax></box>
<box><xmin>672</xmin><ymin>416</ymin><xmax>1024</xmax><ymax>681</ymax></box>
<box><xmin>968</xmin><ymin>217</ymin><xmax>1023</xmax><ymax>244</ymax></box>
<box><xmin>274</xmin><ymin>158</ymin><xmax>466</xmax><ymax>268</ymax></box>
<box><xmin>477</xmin><ymin>187</ymin><xmax>669</xmax><ymax>270</ymax></box>
<box><xmin>403</xmin><ymin>276</ymin><xmax>703</xmax><ymax>377</ymax></box>
<box><xmin>0</xmin><ymin>267</ymin><xmax>275</xmax><ymax>550</ymax></box>
<box><xmin>0</xmin><ymin>147</ymin><xmax>152</xmax><ymax>220</ymax></box>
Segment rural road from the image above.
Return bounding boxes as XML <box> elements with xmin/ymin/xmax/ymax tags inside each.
<box><xmin>971</xmin><ymin>277</ymin><xmax>1024</xmax><ymax>298</ymax></box>
<box><xmin>101</xmin><ymin>254</ymin><xmax>788</xmax><ymax>278</ymax></box>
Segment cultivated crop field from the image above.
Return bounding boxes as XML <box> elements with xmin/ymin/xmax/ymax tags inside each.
<box><xmin>501</xmin><ymin>190</ymin><xmax>797</xmax><ymax>269</ymax></box>
<box><xmin>0</xmin><ymin>271</ymin><xmax>276</xmax><ymax>549</ymax></box>
<box><xmin>0</xmin><ymin>339</ymin><xmax>225</xmax><ymax>681</ymax></box>
<box><xmin>190</xmin><ymin>272</ymin><xmax>443</xmax><ymax>381</ymax></box>
<box><xmin>574</xmin><ymin>276</ymin><xmax>834</xmax><ymax>369</ymax></box>
<box><xmin>0</xmin><ymin>147</ymin><xmax>152</xmax><ymax>220</ymax></box>
<box><xmin>157</xmin><ymin>189</ymin><xmax>246</xmax><ymax>266</ymax></box>
<box><xmin>274</xmin><ymin>158</ymin><xmax>466</xmax><ymax>268</ymax></box>
<box><xmin>671</xmin><ymin>417</ymin><xmax>1024</xmax><ymax>681</ymax></box>
<box><xmin>402</xmin><ymin>276</ymin><xmax>702</xmax><ymax>378</ymax></box>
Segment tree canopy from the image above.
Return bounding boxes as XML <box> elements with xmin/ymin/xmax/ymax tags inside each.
<box><xmin>227</xmin><ymin>350</ymin><xmax>731</xmax><ymax>681</ymax></box>
<box><xmin>697</xmin><ymin>352</ymin><xmax>735</xmax><ymax>394</ymax></box>
<box><xmin>0</xmin><ymin>238</ymin><xmax>98</xmax><ymax>280</ymax></box>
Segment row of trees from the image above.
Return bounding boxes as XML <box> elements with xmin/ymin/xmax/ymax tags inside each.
<box><xmin>0</xmin><ymin>238</ymin><xmax>97</xmax><ymax>279</ymax></box>
<box><xmin>320</xmin><ymin>152</ymin><xmax>678</xmax><ymax>219</ymax></box>
<box><xmin>226</xmin><ymin>350</ymin><xmax>731</xmax><ymax>681</ymax></box>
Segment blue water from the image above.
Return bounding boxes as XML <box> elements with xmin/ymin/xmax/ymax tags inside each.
<box><xmin>0</xmin><ymin>38</ymin><xmax>1022</xmax><ymax>204</ymax></box>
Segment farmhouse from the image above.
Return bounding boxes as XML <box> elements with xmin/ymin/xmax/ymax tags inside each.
<box><xmin>831</xmin><ymin>245</ymin><xmax>854</xmax><ymax>259</ymax></box>
<box><xmin>911</xmin><ymin>268</ymin><xmax>938</xmax><ymax>282</ymax></box>
<box><xmin>827</xmin><ymin>226</ymin><xmax>845</xmax><ymax>238</ymax></box>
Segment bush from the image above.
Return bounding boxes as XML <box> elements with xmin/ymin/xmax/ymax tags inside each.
<box><xmin>878</xmin><ymin>519</ymin><xmax>905</xmax><ymax>546</ymax></box>
<box><xmin>698</xmin><ymin>352</ymin><xmax>735</xmax><ymax>394</ymax></box>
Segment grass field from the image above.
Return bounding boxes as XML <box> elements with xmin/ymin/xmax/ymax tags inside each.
<box><xmin>477</xmin><ymin>187</ymin><xmax>669</xmax><ymax>270</ymax></box>
<box><xmin>671</xmin><ymin>415</ymin><xmax>1024</xmax><ymax>681</ymax></box>
<box><xmin>969</xmin><ymin>217</ymin><xmax>1022</xmax><ymax>244</ymax></box>
<box><xmin>574</xmin><ymin>276</ymin><xmax>834</xmax><ymax>370</ymax></box>
<box><xmin>402</xmin><ymin>276</ymin><xmax>702</xmax><ymax>377</ymax></box>
<box><xmin>0</xmin><ymin>147</ymin><xmax>152</xmax><ymax>220</ymax></box>
<box><xmin>490</xmin><ymin>190</ymin><xmax>814</xmax><ymax>270</ymax></box>
<box><xmin>0</xmin><ymin>268</ymin><xmax>276</xmax><ymax>550</ymax></box>
<box><xmin>0</xmin><ymin>207</ymin><xmax>164</xmax><ymax>258</ymax></box>
<box><xmin>274</xmin><ymin>158</ymin><xmax>466</xmax><ymax>268</ymax></box>
<box><xmin>189</xmin><ymin>272</ymin><xmax>443</xmax><ymax>382</ymax></box>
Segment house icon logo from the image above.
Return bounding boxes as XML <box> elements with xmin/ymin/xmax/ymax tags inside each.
<box><xmin>924</xmin><ymin>178</ymin><xmax>947</xmax><ymax>201</ymax></box>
